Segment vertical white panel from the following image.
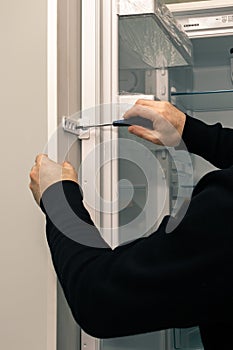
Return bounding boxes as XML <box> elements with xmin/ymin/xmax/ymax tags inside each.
<box><xmin>48</xmin><ymin>0</ymin><xmax>58</xmax><ymax>161</ymax></box>
<box><xmin>100</xmin><ymin>0</ymin><xmax>119</xmax><ymax>246</ymax></box>
<box><xmin>56</xmin><ymin>1</ymin><xmax>82</xmax><ymax>349</ymax></box>
<box><xmin>82</xmin><ymin>0</ymin><xmax>101</xmax><ymax>111</ymax></box>
<box><xmin>47</xmin><ymin>1</ymin><xmax>58</xmax><ymax>349</ymax></box>
<box><xmin>81</xmin><ymin>0</ymin><xmax>119</xmax><ymax>347</ymax></box>
<box><xmin>110</xmin><ymin>0</ymin><xmax>120</xmax><ymax>248</ymax></box>
<box><xmin>81</xmin><ymin>0</ymin><xmax>119</xmax><ymax>246</ymax></box>
<box><xmin>81</xmin><ymin>0</ymin><xmax>101</xmax><ymax>227</ymax></box>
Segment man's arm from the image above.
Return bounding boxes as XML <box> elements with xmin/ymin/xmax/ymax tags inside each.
<box><xmin>30</xmin><ymin>155</ymin><xmax>233</xmax><ymax>339</ymax></box>
<box><xmin>124</xmin><ymin>100</ymin><xmax>233</xmax><ymax>169</ymax></box>
<box><xmin>182</xmin><ymin>115</ymin><xmax>233</xmax><ymax>169</ymax></box>
<box><xmin>39</xmin><ymin>171</ymin><xmax>233</xmax><ymax>339</ymax></box>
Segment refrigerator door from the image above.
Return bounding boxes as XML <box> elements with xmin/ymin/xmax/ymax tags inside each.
<box><xmin>81</xmin><ymin>1</ymin><xmax>194</xmax><ymax>350</ymax></box>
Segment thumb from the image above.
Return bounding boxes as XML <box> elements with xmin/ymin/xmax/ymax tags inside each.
<box><xmin>62</xmin><ymin>161</ymin><xmax>73</xmax><ymax>169</ymax></box>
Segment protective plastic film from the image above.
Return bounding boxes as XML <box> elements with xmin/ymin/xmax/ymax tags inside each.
<box><xmin>119</xmin><ymin>0</ymin><xmax>192</xmax><ymax>69</ymax></box>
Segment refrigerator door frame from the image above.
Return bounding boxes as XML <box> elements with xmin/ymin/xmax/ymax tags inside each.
<box><xmin>81</xmin><ymin>0</ymin><xmax>119</xmax><ymax>349</ymax></box>
<box><xmin>81</xmin><ymin>0</ymin><xmax>119</xmax><ymax>247</ymax></box>
<box><xmin>81</xmin><ymin>0</ymin><xmax>101</xmax><ymax>231</ymax></box>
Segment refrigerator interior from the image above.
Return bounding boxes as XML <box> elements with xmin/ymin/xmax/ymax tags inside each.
<box><xmin>95</xmin><ymin>2</ymin><xmax>233</xmax><ymax>349</ymax></box>
<box><xmin>110</xmin><ymin>28</ymin><xmax>233</xmax><ymax>350</ymax></box>
<box><xmin>170</xmin><ymin>32</ymin><xmax>233</xmax><ymax>350</ymax></box>
<box><xmin>171</xmin><ymin>34</ymin><xmax>233</xmax><ymax>184</ymax></box>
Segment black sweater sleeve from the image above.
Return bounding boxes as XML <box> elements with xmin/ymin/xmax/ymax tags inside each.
<box><xmin>41</xmin><ymin>173</ymin><xmax>233</xmax><ymax>339</ymax></box>
<box><xmin>182</xmin><ymin>115</ymin><xmax>233</xmax><ymax>168</ymax></box>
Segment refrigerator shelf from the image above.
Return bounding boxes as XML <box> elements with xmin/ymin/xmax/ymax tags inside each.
<box><xmin>119</xmin><ymin>1</ymin><xmax>192</xmax><ymax>69</ymax></box>
<box><xmin>171</xmin><ymin>89</ymin><xmax>233</xmax><ymax>112</ymax></box>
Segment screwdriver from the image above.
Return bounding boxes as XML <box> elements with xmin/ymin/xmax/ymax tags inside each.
<box><xmin>78</xmin><ymin>116</ymin><xmax>154</xmax><ymax>130</ymax></box>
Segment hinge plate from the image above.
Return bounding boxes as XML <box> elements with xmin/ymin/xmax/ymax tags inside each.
<box><xmin>62</xmin><ymin>116</ymin><xmax>90</xmax><ymax>139</ymax></box>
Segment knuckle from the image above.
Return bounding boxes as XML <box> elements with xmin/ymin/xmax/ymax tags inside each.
<box><xmin>30</xmin><ymin>168</ymin><xmax>38</xmax><ymax>181</ymax></box>
<box><xmin>36</xmin><ymin>153</ymin><xmax>48</xmax><ymax>164</ymax></box>
<box><xmin>64</xmin><ymin>161</ymin><xmax>73</xmax><ymax>168</ymax></box>
<box><xmin>135</xmin><ymin>104</ymin><xmax>144</xmax><ymax>113</ymax></box>
<box><xmin>162</xmin><ymin>101</ymin><xmax>170</xmax><ymax>109</ymax></box>
<box><xmin>29</xmin><ymin>170</ymin><xmax>34</xmax><ymax>178</ymax></box>
<box><xmin>135</xmin><ymin>99</ymin><xmax>147</xmax><ymax>106</ymax></box>
<box><xmin>35</xmin><ymin>154</ymin><xmax>42</xmax><ymax>162</ymax></box>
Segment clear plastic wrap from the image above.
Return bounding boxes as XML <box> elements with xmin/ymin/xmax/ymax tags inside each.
<box><xmin>119</xmin><ymin>0</ymin><xmax>157</xmax><ymax>15</ymax></box>
<box><xmin>118</xmin><ymin>0</ymin><xmax>192</xmax><ymax>69</ymax></box>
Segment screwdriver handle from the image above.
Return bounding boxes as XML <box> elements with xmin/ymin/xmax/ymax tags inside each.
<box><xmin>113</xmin><ymin>116</ymin><xmax>154</xmax><ymax>130</ymax></box>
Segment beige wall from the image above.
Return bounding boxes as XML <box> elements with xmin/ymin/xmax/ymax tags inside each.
<box><xmin>0</xmin><ymin>1</ymin><xmax>55</xmax><ymax>350</ymax></box>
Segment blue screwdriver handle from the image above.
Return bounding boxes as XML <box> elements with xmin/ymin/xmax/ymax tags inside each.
<box><xmin>113</xmin><ymin>116</ymin><xmax>153</xmax><ymax>130</ymax></box>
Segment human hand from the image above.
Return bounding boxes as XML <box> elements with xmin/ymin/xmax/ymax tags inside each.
<box><xmin>123</xmin><ymin>99</ymin><xmax>186</xmax><ymax>146</ymax></box>
<box><xmin>29</xmin><ymin>154</ymin><xmax>78</xmax><ymax>205</ymax></box>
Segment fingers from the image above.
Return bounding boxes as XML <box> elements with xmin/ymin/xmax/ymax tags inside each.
<box><xmin>29</xmin><ymin>165</ymin><xmax>38</xmax><ymax>194</ymax></box>
<box><xmin>123</xmin><ymin>104</ymin><xmax>156</xmax><ymax>122</ymax></box>
<box><xmin>135</xmin><ymin>99</ymin><xmax>171</xmax><ymax>112</ymax></box>
<box><xmin>31</xmin><ymin>155</ymin><xmax>48</xmax><ymax>181</ymax></box>
<box><xmin>35</xmin><ymin>153</ymin><xmax>48</xmax><ymax>165</ymax></box>
<box><xmin>128</xmin><ymin>125</ymin><xmax>149</xmax><ymax>138</ymax></box>
<box><xmin>128</xmin><ymin>125</ymin><xmax>161</xmax><ymax>144</ymax></box>
<box><xmin>34</xmin><ymin>154</ymin><xmax>75</xmax><ymax>169</ymax></box>
<box><xmin>30</xmin><ymin>154</ymin><xmax>50</xmax><ymax>188</ymax></box>
<box><xmin>35</xmin><ymin>154</ymin><xmax>60</xmax><ymax>168</ymax></box>
<box><xmin>29</xmin><ymin>165</ymin><xmax>36</xmax><ymax>178</ymax></box>
<box><xmin>62</xmin><ymin>161</ymin><xmax>73</xmax><ymax>169</ymax></box>
<box><xmin>124</xmin><ymin>99</ymin><xmax>171</xmax><ymax>118</ymax></box>
<box><xmin>62</xmin><ymin>161</ymin><xmax>78</xmax><ymax>183</ymax></box>
<box><xmin>135</xmin><ymin>99</ymin><xmax>161</xmax><ymax>107</ymax></box>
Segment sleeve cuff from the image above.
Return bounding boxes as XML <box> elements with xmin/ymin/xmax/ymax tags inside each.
<box><xmin>40</xmin><ymin>180</ymin><xmax>110</xmax><ymax>249</ymax></box>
